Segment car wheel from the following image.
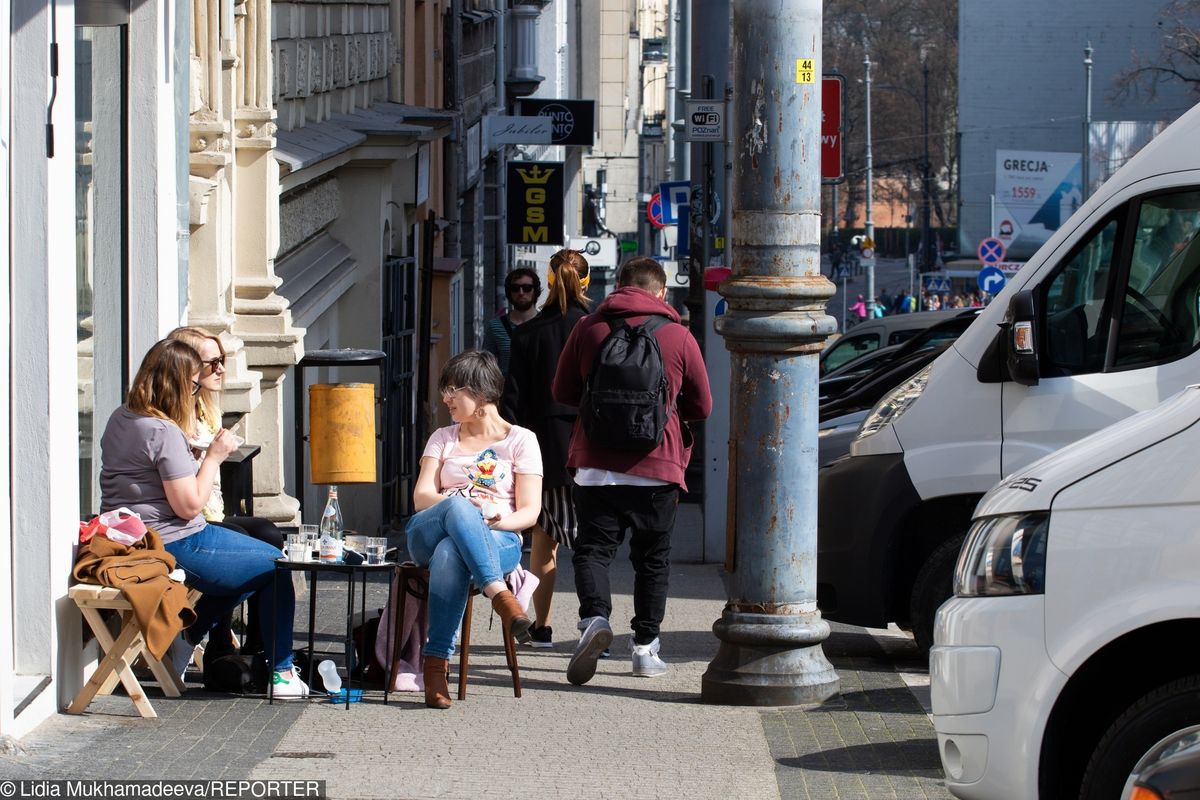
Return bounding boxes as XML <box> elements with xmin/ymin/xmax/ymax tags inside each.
<box><xmin>1079</xmin><ymin>675</ymin><xmax>1200</xmax><ymax>800</ymax></box>
<box><xmin>909</xmin><ymin>534</ymin><xmax>965</xmax><ymax>656</ymax></box>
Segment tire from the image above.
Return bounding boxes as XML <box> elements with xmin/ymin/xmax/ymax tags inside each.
<box><xmin>1079</xmin><ymin>675</ymin><xmax>1200</xmax><ymax>800</ymax></box>
<box><xmin>909</xmin><ymin>534</ymin><xmax>965</xmax><ymax>656</ymax></box>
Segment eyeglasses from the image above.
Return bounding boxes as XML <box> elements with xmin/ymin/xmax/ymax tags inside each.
<box><xmin>509</xmin><ymin>283</ymin><xmax>536</xmax><ymax>294</ymax></box>
<box><xmin>203</xmin><ymin>355</ymin><xmax>225</xmax><ymax>373</ymax></box>
<box><xmin>440</xmin><ymin>386</ymin><xmax>466</xmax><ymax>400</ymax></box>
<box><xmin>191</xmin><ymin>380</ymin><xmax>202</xmax><ymax>396</ymax></box>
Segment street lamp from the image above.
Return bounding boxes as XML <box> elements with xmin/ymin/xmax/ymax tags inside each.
<box><xmin>863</xmin><ymin>52</ymin><xmax>875</xmax><ymax>316</ymax></box>
<box><xmin>1083</xmin><ymin>42</ymin><xmax>1094</xmax><ymax>200</ymax></box>
<box><xmin>876</xmin><ymin>53</ymin><xmax>933</xmax><ymax>273</ymax></box>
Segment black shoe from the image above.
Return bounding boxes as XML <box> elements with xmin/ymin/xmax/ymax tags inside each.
<box><xmin>524</xmin><ymin>624</ymin><xmax>553</xmax><ymax>649</ymax></box>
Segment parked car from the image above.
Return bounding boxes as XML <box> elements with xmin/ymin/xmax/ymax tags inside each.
<box><xmin>932</xmin><ymin>385</ymin><xmax>1200</xmax><ymax>800</ymax></box>
<box><xmin>818</xmin><ymin>99</ymin><xmax>1200</xmax><ymax>654</ymax></box>
<box><xmin>820</xmin><ymin>310</ymin><xmax>982</xmax><ymax>405</ymax></box>
<box><xmin>817</xmin><ymin>409</ymin><xmax>868</xmax><ymax>468</ymax></box>
<box><xmin>819</xmin><ymin>309</ymin><xmax>960</xmax><ymax>376</ymax></box>
<box><xmin>1126</xmin><ymin>728</ymin><xmax>1200</xmax><ymax>800</ymax></box>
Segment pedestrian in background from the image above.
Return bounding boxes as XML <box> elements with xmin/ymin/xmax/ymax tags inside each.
<box><xmin>553</xmin><ymin>257</ymin><xmax>712</xmax><ymax>686</ymax></box>
<box><xmin>482</xmin><ymin>267</ymin><xmax>540</xmax><ymax>376</ymax></box>
<box><xmin>502</xmin><ymin>249</ymin><xmax>592</xmax><ymax>649</ymax></box>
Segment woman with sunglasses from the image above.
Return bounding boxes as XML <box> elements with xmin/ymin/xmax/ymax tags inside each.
<box><xmin>98</xmin><ymin>338</ymin><xmax>306</xmax><ymax>697</ymax></box>
<box><xmin>408</xmin><ymin>349</ymin><xmax>542</xmax><ymax>708</ymax></box>
<box><xmin>167</xmin><ymin>326</ymin><xmax>285</xmax><ymax>667</ymax></box>
<box><xmin>501</xmin><ymin>249</ymin><xmax>591</xmax><ymax>649</ymax></box>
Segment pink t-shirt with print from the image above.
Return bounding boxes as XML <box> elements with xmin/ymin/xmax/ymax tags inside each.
<box><xmin>422</xmin><ymin>424</ymin><xmax>542</xmax><ymax>515</ymax></box>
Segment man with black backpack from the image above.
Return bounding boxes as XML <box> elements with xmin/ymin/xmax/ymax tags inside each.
<box><xmin>552</xmin><ymin>257</ymin><xmax>712</xmax><ymax>685</ymax></box>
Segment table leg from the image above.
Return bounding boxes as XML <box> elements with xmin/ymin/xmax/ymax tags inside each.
<box><xmin>307</xmin><ymin>571</ymin><xmax>318</xmax><ymax>689</ymax></box>
<box><xmin>269</xmin><ymin>567</ymin><xmax>277</xmax><ymax>705</ymax></box>
<box><xmin>344</xmin><ymin>570</ymin><xmax>354</xmax><ymax>709</ymax></box>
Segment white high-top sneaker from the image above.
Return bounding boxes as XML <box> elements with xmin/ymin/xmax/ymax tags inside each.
<box><xmin>632</xmin><ymin>637</ymin><xmax>667</xmax><ymax>678</ymax></box>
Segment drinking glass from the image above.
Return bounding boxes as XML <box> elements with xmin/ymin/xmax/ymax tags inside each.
<box><xmin>366</xmin><ymin>537</ymin><xmax>388</xmax><ymax>565</ymax></box>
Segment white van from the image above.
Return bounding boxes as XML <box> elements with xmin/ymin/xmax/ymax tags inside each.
<box><xmin>817</xmin><ymin>100</ymin><xmax>1200</xmax><ymax>652</ymax></box>
<box><xmin>931</xmin><ymin>384</ymin><xmax>1200</xmax><ymax>799</ymax></box>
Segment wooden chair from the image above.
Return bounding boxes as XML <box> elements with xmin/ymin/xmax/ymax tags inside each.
<box><xmin>387</xmin><ymin>563</ymin><xmax>522</xmax><ymax>700</ymax></box>
<box><xmin>68</xmin><ymin>584</ymin><xmax>201</xmax><ymax>718</ymax></box>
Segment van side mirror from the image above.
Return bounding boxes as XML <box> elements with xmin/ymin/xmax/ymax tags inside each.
<box><xmin>1006</xmin><ymin>289</ymin><xmax>1040</xmax><ymax>386</ymax></box>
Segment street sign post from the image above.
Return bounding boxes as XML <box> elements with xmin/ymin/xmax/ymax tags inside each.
<box><xmin>646</xmin><ymin>193</ymin><xmax>665</xmax><ymax>229</ymax></box>
<box><xmin>977</xmin><ymin>265</ymin><xmax>1007</xmax><ymax>295</ymax></box>
<box><xmin>977</xmin><ymin>236</ymin><xmax>1007</xmax><ymax>265</ymax></box>
<box><xmin>659</xmin><ymin>181</ymin><xmax>691</xmax><ymax>225</ymax></box>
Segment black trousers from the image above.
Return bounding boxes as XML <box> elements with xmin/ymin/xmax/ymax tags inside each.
<box><xmin>572</xmin><ymin>483</ymin><xmax>680</xmax><ymax>645</ymax></box>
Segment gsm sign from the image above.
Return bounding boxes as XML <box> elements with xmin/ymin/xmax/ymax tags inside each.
<box><xmin>517</xmin><ymin>163</ymin><xmax>555</xmax><ymax>243</ymax></box>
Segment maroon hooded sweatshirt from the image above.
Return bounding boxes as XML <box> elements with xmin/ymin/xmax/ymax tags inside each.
<box><xmin>552</xmin><ymin>286</ymin><xmax>713</xmax><ymax>490</ymax></box>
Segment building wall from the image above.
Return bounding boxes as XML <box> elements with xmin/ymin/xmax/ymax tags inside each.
<box><xmin>958</xmin><ymin>0</ymin><xmax>1195</xmax><ymax>255</ymax></box>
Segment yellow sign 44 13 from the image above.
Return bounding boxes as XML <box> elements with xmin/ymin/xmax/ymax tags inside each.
<box><xmin>795</xmin><ymin>59</ymin><xmax>816</xmax><ymax>83</ymax></box>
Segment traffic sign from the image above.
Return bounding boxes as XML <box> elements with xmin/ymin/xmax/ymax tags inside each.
<box><xmin>647</xmin><ymin>193</ymin><xmax>665</xmax><ymax>229</ymax></box>
<box><xmin>685</xmin><ymin>99</ymin><xmax>726</xmax><ymax>142</ymax></box>
<box><xmin>923</xmin><ymin>275</ymin><xmax>951</xmax><ymax>293</ymax></box>
<box><xmin>821</xmin><ymin>75</ymin><xmax>845</xmax><ymax>184</ymax></box>
<box><xmin>567</xmin><ymin>236</ymin><xmax>617</xmax><ymax>269</ymax></box>
<box><xmin>977</xmin><ymin>237</ymin><xmax>1007</xmax><ymax>265</ymax></box>
<box><xmin>659</xmin><ymin>181</ymin><xmax>691</xmax><ymax>225</ymax></box>
<box><xmin>978</xmin><ymin>265</ymin><xmax>1007</xmax><ymax>295</ymax></box>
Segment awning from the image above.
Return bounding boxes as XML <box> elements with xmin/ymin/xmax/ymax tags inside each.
<box><xmin>275</xmin><ymin>103</ymin><xmax>454</xmax><ymax>174</ymax></box>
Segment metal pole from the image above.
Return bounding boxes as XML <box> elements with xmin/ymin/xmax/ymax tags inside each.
<box><xmin>702</xmin><ymin>0</ymin><xmax>839</xmax><ymax>706</ymax></box>
<box><xmin>862</xmin><ymin>53</ymin><xmax>875</xmax><ymax>317</ymax></box>
<box><xmin>921</xmin><ymin>55</ymin><xmax>933</xmax><ymax>271</ymax></box>
<box><xmin>1083</xmin><ymin>42</ymin><xmax>1093</xmax><ymax>200</ymax></box>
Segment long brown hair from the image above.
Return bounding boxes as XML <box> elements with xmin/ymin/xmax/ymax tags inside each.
<box><xmin>545</xmin><ymin>249</ymin><xmax>592</xmax><ymax>315</ymax></box>
<box><xmin>126</xmin><ymin>339</ymin><xmax>202</xmax><ymax>434</ymax></box>
<box><xmin>167</xmin><ymin>326</ymin><xmax>224</xmax><ymax>434</ymax></box>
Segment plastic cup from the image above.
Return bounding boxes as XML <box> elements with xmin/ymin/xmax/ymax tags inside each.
<box><xmin>285</xmin><ymin>533</ymin><xmax>310</xmax><ymax>562</ymax></box>
<box><xmin>299</xmin><ymin>524</ymin><xmax>320</xmax><ymax>557</ymax></box>
<box><xmin>366</xmin><ymin>537</ymin><xmax>388</xmax><ymax>565</ymax></box>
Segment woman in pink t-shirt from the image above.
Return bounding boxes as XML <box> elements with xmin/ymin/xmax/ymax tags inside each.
<box><xmin>407</xmin><ymin>350</ymin><xmax>543</xmax><ymax>709</ymax></box>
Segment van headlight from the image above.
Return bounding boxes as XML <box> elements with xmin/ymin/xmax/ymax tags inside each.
<box><xmin>954</xmin><ymin>513</ymin><xmax>1050</xmax><ymax>597</ymax></box>
<box><xmin>856</xmin><ymin>365</ymin><xmax>933</xmax><ymax>440</ymax></box>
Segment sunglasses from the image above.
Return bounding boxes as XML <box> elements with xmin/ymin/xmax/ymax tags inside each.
<box><xmin>192</xmin><ymin>379</ymin><xmax>202</xmax><ymax>396</ymax></box>
<box><xmin>440</xmin><ymin>386</ymin><xmax>467</xmax><ymax>400</ymax></box>
<box><xmin>508</xmin><ymin>284</ymin><xmax>536</xmax><ymax>294</ymax></box>
<box><xmin>203</xmin><ymin>355</ymin><xmax>225</xmax><ymax>372</ymax></box>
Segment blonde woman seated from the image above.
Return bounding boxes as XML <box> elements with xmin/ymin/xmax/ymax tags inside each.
<box><xmin>408</xmin><ymin>350</ymin><xmax>542</xmax><ymax>709</ymax></box>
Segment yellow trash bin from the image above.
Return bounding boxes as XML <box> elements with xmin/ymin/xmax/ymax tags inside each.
<box><xmin>308</xmin><ymin>383</ymin><xmax>376</xmax><ymax>484</ymax></box>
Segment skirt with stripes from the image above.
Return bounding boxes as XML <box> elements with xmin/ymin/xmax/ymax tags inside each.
<box><xmin>538</xmin><ymin>484</ymin><xmax>578</xmax><ymax>549</ymax></box>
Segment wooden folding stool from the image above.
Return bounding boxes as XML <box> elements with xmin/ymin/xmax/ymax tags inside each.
<box><xmin>67</xmin><ymin>583</ymin><xmax>201</xmax><ymax>718</ymax></box>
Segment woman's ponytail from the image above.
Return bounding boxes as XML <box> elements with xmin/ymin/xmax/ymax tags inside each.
<box><xmin>546</xmin><ymin>249</ymin><xmax>592</xmax><ymax>314</ymax></box>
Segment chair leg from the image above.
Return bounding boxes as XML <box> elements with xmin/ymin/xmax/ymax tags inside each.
<box><xmin>458</xmin><ymin>592</ymin><xmax>473</xmax><ymax>700</ymax></box>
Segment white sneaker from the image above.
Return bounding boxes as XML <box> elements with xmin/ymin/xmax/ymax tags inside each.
<box><xmin>166</xmin><ymin>634</ymin><xmax>195</xmax><ymax>681</ymax></box>
<box><xmin>272</xmin><ymin>668</ymin><xmax>310</xmax><ymax>699</ymax></box>
<box><xmin>567</xmin><ymin>616</ymin><xmax>613</xmax><ymax>686</ymax></box>
<box><xmin>632</xmin><ymin>637</ymin><xmax>667</xmax><ymax>678</ymax></box>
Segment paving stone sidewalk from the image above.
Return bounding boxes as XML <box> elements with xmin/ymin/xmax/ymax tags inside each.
<box><xmin>1</xmin><ymin>551</ymin><xmax>950</xmax><ymax>800</ymax></box>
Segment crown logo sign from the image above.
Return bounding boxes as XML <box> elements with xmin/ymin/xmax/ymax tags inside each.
<box><xmin>516</xmin><ymin>164</ymin><xmax>556</xmax><ymax>185</ymax></box>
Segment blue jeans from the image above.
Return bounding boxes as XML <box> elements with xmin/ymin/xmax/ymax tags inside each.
<box><xmin>406</xmin><ymin>496</ymin><xmax>522</xmax><ymax>659</ymax></box>
<box><xmin>165</xmin><ymin>523</ymin><xmax>295</xmax><ymax>671</ymax></box>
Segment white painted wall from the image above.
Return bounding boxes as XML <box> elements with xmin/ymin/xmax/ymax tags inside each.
<box><xmin>0</xmin><ymin>0</ymin><xmax>16</xmax><ymax>735</ymax></box>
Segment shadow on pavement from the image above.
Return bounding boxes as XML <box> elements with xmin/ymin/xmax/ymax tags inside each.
<box><xmin>778</xmin><ymin>739</ymin><xmax>943</xmax><ymax>774</ymax></box>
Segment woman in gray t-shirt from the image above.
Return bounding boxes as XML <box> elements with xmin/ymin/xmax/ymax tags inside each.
<box><xmin>99</xmin><ymin>339</ymin><xmax>308</xmax><ymax>698</ymax></box>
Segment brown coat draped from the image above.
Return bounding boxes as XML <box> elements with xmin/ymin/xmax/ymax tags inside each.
<box><xmin>72</xmin><ymin>529</ymin><xmax>197</xmax><ymax>660</ymax></box>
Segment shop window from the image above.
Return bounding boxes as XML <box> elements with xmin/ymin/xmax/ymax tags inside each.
<box><xmin>75</xmin><ymin>24</ymin><xmax>128</xmax><ymax>516</ymax></box>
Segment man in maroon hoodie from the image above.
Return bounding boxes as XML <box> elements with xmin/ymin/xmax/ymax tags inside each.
<box><xmin>552</xmin><ymin>257</ymin><xmax>712</xmax><ymax>685</ymax></box>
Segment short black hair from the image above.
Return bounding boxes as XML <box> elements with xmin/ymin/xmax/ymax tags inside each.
<box><xmin>617</xmin><ymin>257</ymin><xmax>667</xmax><ymax>292</ymax></box>
<box><xmin>504</xmin><ymin>267</ymin><xmax>541</xmax><ymax>296</ymax></box>
<box><xmin>439</xmin><ymin>350</ymin><xmax>505</xmax><ymax>405</ymax></box>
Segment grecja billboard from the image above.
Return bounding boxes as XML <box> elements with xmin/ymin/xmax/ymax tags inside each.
<box><xmin>994</xmin><ymin>150</ymin><xmax>1083</xmax><ymax>260</ymax></box>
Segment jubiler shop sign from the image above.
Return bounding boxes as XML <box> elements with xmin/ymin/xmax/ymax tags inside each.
<box><xmin>507</xmin><ymin>161</ymin><xmax>565</xmax><ymax>245</ymax></box>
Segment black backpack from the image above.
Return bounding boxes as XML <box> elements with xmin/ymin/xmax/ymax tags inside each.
<box><xmin>580</xmin><ymin>314</ymin><xmax>673</xmax><ymax>450</ymax></box>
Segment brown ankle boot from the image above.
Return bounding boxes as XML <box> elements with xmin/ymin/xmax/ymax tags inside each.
<box><xmin>490</xmin><ymin>589</ymin><xmax>533</xmax><ymax>640</ymax></box>
<box><xmin>423</xmin><ymin>656</ymin><xmax>451</xmax><ymax>709</ymax></box>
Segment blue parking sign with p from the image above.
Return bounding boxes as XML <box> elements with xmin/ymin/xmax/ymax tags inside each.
<box><xmin>660</xmin><ymin>181</ymin><xmax>690</xmax><ymax>225</ymax></box>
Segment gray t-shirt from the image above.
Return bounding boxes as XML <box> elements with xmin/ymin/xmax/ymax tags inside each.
<box><xmin>99</xmin><ymin>406</ymin><xmax>206</xmax><ymax>544</ymax></box>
